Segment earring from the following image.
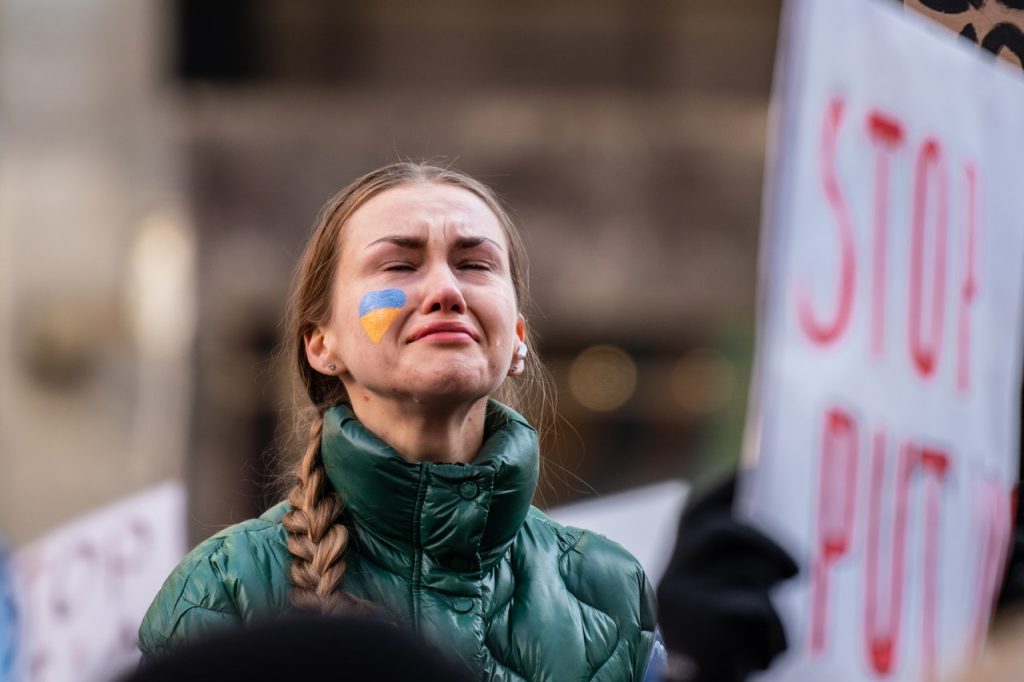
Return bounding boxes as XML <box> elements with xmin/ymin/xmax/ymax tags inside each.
<box><xmin>327</xmin><ymin>363</ymin><xmax>337</xmax><ymax>371</ymax></box>
<box><xmin>508</xmin><ymin>341</ymin><xmax>528</xmax><ymax>376</ymax></box>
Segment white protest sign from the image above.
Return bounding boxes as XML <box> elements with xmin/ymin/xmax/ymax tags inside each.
<box><xmin>547</xmin><ymin>480</ymin><xmax>689</xmax><ymax>585</ymax></box>
<box><xmin>740</xmin><ymin>0</ymin><xmax>1024</xmax><ymax>679</ymax></box>
<box><xmin>11</xmin><ymin>482</ymin><xmax>185</xmax><ymax>682</ymax></box>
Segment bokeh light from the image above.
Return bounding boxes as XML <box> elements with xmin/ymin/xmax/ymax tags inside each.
<box><xmin>670</xmin><ymin>347</ymin><xmax>736</xmax><ymax>416</ymax></box>
<box><xmin>568</xmin><ymin>345</ymin><xmax>638</xmax><ymax>412</ymax></box>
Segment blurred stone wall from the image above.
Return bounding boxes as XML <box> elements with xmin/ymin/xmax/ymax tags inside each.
<box><xmin>0</xmin><ymin>0</ymin><xmax>191</xmax><ymax>545</ymax></box>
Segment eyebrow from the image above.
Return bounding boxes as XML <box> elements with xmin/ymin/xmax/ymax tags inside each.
<box><xmin>365</xmin><ymin>235</ymin><xmax>503</xmax><ymax>251</ymax></box>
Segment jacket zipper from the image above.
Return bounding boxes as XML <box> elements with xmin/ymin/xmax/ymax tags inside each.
<box><xmin>410</xmin><ymin>465</ymin><xmax>429</xmax><ymax>635</ymax></box>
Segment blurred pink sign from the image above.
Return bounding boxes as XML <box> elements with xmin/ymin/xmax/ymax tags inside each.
<box><xmin>11</xmin><ymin>482</ymin><xmax>185</xmax><ymax>682</ymax></box>
<box><xmin>741</xmin><ymin>0</ymin><xmax>1024</xmax><ymax>679</ymax></box>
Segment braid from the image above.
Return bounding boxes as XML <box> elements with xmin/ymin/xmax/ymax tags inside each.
<box><xmin>282</xmin><ymin>412</ymin><xmax>372</xmax><ymax>615</ymax></box>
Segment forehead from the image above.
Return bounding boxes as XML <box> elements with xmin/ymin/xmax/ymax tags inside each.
<box><xmin>343</xmin><ymin>182</ymin><xmax>506</xmax><ymax>249</ymax></box>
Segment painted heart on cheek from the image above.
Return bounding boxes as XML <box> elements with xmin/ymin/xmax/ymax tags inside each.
<box><xmin>359</xmin><ymin>289</ymin><xmax>406</xmax><ymax>344</ymax></box>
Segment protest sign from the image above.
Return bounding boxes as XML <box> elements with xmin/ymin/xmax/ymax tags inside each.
<box><xmin>740</xmin><ymin>0</ymin><xmax>1024</xmax><ymax>679</ymax></box>
<box><xmin>548</xmin><ymin>480</ymin><xmax>689</xmax><ymax>585</ymax></box>
<box><xmin>11</xmin><ymin>482</ymin><xmax>185</xmax><ymax>682</ymax></box>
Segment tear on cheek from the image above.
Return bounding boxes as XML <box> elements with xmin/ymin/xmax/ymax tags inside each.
<box><xmin>358</xmin><ymin>289</ymin><xmax>406</xmax><ymax>343</ymax></box>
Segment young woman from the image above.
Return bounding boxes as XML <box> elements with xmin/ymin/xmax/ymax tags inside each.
<box><xmin>139</xmin><ymin>162</ymin><xmax>662</xmax><ymax>680</ymax></box>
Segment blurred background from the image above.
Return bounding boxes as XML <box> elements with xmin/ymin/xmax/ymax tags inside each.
<box><xmin>0</xmin><ymin>0</ymin><xmax>784</xmax><ymax>548</ymax></box>
<box><xmin>7</xmin><ymin>1</ymin><xmax>1024</xmax><ymax>679</ymax></box>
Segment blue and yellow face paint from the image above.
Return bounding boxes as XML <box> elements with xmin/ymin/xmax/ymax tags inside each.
<box><xmin>359</xmin><ymin>289</ymin><xmax>406</xmax><ymax>343</ymax></box>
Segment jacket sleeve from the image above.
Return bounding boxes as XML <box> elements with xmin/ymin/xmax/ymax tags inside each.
<box><xmin>640</xmin><ymin>629</ymin><xmax>668</xmax><ymax>682</ymax></box>
<box><xmin>138</xmin><ymin>537</ymin><xmax>242</xmax><ymax>659</ymax></box>
<box><xmin>633</xmin><ymin>569</ymin><xmax>660</xmax><ymax>681</ymax></box>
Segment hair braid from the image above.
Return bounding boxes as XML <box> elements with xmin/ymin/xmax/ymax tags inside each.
<box><xmin>283</xmin><ymin>412</ymin><xmax>371</xmax><ymax>615</ymax></box>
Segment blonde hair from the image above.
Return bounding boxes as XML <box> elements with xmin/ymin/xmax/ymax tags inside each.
<box><xmin>282</xmin><ymin>161</ymin><xmax>552</xmax><ymax>614</ymax></box>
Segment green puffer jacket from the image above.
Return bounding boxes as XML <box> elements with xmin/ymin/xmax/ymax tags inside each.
<box><xmin>139</xmin><ymin>402</ymin><xmax>659</xmax><ymax>681</ymax></box>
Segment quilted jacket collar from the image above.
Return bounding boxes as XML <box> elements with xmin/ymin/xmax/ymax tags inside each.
<box><xmin>321</xmin><ymin>400</ymin><xmax>539</xmax><ymax>579</ymax></box>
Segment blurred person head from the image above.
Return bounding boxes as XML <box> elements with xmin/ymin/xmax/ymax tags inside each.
<box><xmin>281</xmin><ymin>161</ymin><xmax>549</xmax><ymax>614</ymax></box>
<box><xmin>125</xmin><ymin>614</ymin><xmax>475</xmax><ymax>681</ymax></box>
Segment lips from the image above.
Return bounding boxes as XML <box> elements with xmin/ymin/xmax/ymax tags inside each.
<box><xmin>407</xmin><ymin>321</ymin><xmax>480</xmax><ymax>343</ymax></box>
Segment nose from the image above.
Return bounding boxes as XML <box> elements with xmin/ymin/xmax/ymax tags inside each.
<box><xmin>419</xmin><ymin>264</ymin><xmax>467</xmax><ymax>315</ymax></box>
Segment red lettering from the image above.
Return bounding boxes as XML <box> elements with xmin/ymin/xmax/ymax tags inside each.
<box><xmin>799</xmin><ymin>97</ymin><xmax>857</xmax><ymax>346</ymax></box>
<box><xmin>802</xmin><ymin>100</ymin><xmax>985</xmax><ymax>390</ymax></box>
<box><xmin>810</xmin><ymin>407</ymin><xmax>859</xmax><ymax>654</ymax></box>
<box><xmin>958</xmin><ymin>163</ymin><xmax>978</xmax><ymax>394</ymax></box>
<box><xmin>918</xmin><ymin>448</ymin><xmax>949</xmax><ymax>682</ymax></box>
<box><xmin>104</xmin><ymin>518</ymin><xmax>152</xmax><ymax>594</ymax></box>
<box><xmin>864</xmin><ymin>431</ymin><xmax>906</xmax><ymax>675</ymax></box>
<box><xmin>909</xmin><ymin>139</ymin><xmax>949</xmax><ymax>378</ymax></box>
<box><xmin>864</xmin><ymin>437</ymin><xmax>950</xmax><ymax>676</ymax></box>
<box><xmin>50</xmin><ymin>542</ymin><xmax>100</xmax><ymax>621</ymax></box>
<box><xmin>866</xmin><ymin>111</ymin><xmax>905</xmax><ymax>357</ymax></box>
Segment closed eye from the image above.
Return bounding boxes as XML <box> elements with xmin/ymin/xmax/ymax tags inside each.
<box><xmin>383</xmin><ymin>262</ymin><xmax>416</xmax><ymax>272</ymax></box>
<box><xmin>458</xmin><ymin>261</ymin><xmax>495</xmax><ymax>271</ymax></box>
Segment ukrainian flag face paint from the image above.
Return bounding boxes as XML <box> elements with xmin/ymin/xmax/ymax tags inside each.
<box><xmin>327</xmin><ymin>184</ymin><xmax>522</xmax><ymax>407</ymax></box>
<box><xmin>359</xmin><ymin>289</ymin><xmax>407</xmax><ymax>343</ymax></box>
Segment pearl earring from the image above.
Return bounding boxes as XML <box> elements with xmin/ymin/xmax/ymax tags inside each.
<box><xmin>508</xmin><ymin>342</ymin><xmax>528</xmax><ymax>376</ymax></box>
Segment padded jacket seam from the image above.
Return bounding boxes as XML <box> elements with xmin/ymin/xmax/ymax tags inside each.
<box><xmin>563</xmin><ymin>570</ymin><xmax>620</xmax><ymax>676</ymax></box>
<box><xmin>589</xmin><ymin>640</ymin><xmax>628</xmax><ymax>681</ymax></box>
<box><xmin>169</xmin><ymin>538</ymin><xmax>225</xmax><ymax>614</ymax></box>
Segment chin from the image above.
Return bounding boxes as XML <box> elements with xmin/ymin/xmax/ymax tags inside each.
<box><xmin>406</xmin><ymin>367</ymin><xmax>501</xmax><ymax>407</ymax></box>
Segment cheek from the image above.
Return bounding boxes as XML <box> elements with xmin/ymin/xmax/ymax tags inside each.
<box><xmin>485</xmin><ymin>291</ymin><xmax>520</xmax><ymax>353</ymax></box>
<box><xmin>357</xmin><ymin>288</ymin><xmax>407</xmax><ymax>344</ymax></box>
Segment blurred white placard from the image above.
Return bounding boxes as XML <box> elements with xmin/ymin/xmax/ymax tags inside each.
<box><xmin>11</xmin><ymin>482</ymin><xmax>185</xmax><ymax>682</ymax></box>
<box><xmin>741</xmin><ymin>0</ymin><xmax>1024</xmax><ymax>680</ymax></box>
<box><xmin>547</xmin><ymin>480</ymin><xmax>689</xmax><ymax>585</ymax></box>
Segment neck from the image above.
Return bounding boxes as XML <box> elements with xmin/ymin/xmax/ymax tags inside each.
<box><xmin>345</xmin><ymin>392</ymin><xmax>489</xmax><ymax>463</ymax></box>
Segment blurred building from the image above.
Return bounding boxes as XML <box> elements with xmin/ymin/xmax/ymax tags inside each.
<box><xmin>1</xmin><ymin>0</ymin><xmax>782</xmax><ymax>546</ymax></box>
<box><xmin>176</xmin><ymin>0</ymin><xmax>781</xmax><ymax>538</ymax></box>
<box><xmin>0</xmin><ymin>0</ymin><xmax>191</xmax><ymax>546</ymax></box>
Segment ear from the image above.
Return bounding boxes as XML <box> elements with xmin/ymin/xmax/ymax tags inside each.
<box><xmin>515</xmin><ymin>316</ymin><xmax>526</xmax><ymax>344</ymax></box>
<box><xmin>304</xmin><ymin>327</ymin><xmax>343</xmax><ymax>375</ymax></box>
